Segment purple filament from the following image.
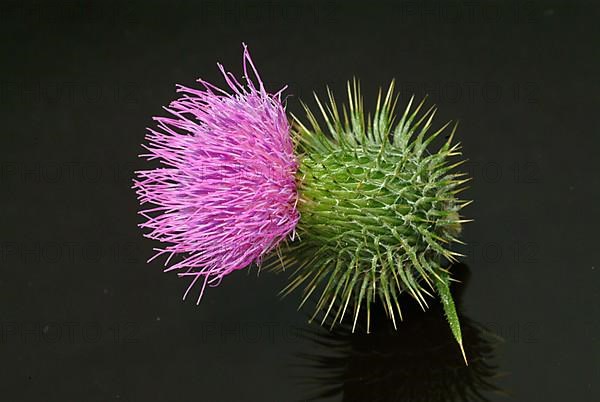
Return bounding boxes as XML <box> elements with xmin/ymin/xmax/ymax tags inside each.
<box><xmin>134</xmin><ymin>45</ymin><xmax>299</xmax><ymax>303</ymax></box>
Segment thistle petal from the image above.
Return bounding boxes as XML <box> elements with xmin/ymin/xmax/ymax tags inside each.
<box><xmin>134</xmin><ymin>46</ymin><xmax>299</xmax><ymax>302</ymax></box>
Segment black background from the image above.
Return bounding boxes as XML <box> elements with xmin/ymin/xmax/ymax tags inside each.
<box><xmin>2</xmin><ymin>1</ymin><xmax>599</xmax><ymax>401</ymax></box>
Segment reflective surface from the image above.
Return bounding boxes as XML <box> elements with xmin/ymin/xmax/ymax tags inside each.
<box><xmin>299</xmin><ymin>264</ymin><xmax>503</xmax><ymax>402</ymax></box>
<box><xmin>2</xmin><ymin>1</ymin><xmax>598</xmax><ymax>401</ymax></box>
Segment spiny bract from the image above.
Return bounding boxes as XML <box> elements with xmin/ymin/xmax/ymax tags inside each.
<box><xmin>274</xmin><ymin>80</ymin><xmax>470</xmax><ymax>357</ymax></box>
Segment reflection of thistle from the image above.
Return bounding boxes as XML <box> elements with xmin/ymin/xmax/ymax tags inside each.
<box><xmin>274</xmin><ymin>81</ymin><xmax>470</xmax><ymax>357</ymax></box>
<box><xmin>299</xmin><ymin>264</ymin><xmax>502</xmax><ymax>402</ymax></box>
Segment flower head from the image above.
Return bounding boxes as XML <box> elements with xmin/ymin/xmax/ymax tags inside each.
<box><xmin>134</xmin><ymin>45</ymin><xmax>299</xmax><ymax>302</ymax></box>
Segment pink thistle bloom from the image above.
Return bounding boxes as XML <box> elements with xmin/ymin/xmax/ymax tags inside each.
<box><xmin>134</xmin><ymin>45</ymin><xmax>299</xmax><ymax>303</ymax></box>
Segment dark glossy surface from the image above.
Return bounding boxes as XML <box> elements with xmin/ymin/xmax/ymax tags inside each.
<box><xmin>2</xmin><ymin>1</ymin><xmax>598</xmax><ymax>401</ymax></box>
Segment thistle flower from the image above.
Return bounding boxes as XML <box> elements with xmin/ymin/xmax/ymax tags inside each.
<box><xmin>134</xmin><ymin>45</ymin><xmax>299</xmax><ymax>302</ymax></box>
<box><xmin>273</xmin><ymin>80</ymin><xmax>470</xmax><ymax>358</ymax></box>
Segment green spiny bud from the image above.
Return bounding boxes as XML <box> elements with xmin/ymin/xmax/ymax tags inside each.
<box><xmin>273</xmin><ymin>80</ymin><xmax>470</xmax><ymax>360</ymax></box>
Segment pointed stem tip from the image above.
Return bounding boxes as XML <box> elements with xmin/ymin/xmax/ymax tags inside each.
<box><xmin>459</xmin><ymin>341</ymin><xmax>468</xmax><ymax>366</ymax></box>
